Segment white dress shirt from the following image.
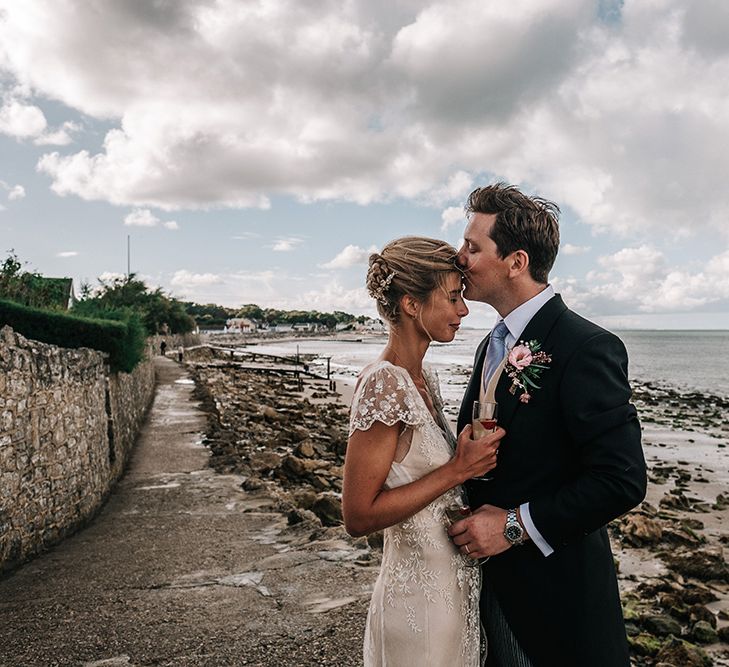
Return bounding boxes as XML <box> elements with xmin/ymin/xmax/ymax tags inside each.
<box><xmin>483</xmin><ymin>284</ymin><xmax>555</xmax><ymax>557</ymax></box>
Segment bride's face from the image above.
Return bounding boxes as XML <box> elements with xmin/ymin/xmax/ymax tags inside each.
<box><xmin>419</xmin><ymin>272</ymin><xmax>469</xmax><ymax>342</ymax></box>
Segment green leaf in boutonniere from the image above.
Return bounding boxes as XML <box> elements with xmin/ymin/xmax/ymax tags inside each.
<box><xmin>504</xmin><ymin>339</ymin><xmax>552</xmax><ymax>403</ymax></box>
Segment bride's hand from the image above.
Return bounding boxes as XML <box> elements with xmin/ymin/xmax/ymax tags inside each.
<box><xmin>453</xmin><ymin>425</ymin><xmax>505</xmax><ymax>481</ymax></box>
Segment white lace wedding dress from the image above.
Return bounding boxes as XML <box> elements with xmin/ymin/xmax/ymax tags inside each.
<box><xmin>349</xmin><ymin>361</ymin><xmax>483</xmax><ymax>667</ymax></box>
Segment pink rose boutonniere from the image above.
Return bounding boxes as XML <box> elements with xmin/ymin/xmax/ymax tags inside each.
<box><xmin>505</xmin><ymin>339</ymin><xmax>552</xmax><ymax>403</ymax></box>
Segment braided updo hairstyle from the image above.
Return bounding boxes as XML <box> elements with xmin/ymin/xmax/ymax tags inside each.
<box><xmin>366</xmin><ymin>236</ymin><xmax>461</xmax><ymax>324</ymax></box>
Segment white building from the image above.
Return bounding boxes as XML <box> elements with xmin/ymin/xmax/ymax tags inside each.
<box><xmin>358</xmin><ymin>318</ymin><xmax>386</xmax><ymax>332</ymax></box>
<box><xmin>225</xmin><ymin>317</ymin><xmax>257</xmax><ymax>333</ymax></box>
<box><xmin>292</xmin><ymin>322</ymin><xmax>327</xmax><ymax>332</ymax></box>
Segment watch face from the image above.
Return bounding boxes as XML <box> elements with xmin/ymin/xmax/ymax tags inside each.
<box><xmin>505</xmin><ymin>524</ymin><xmax>523</xmax><ymax>542</ymax></box>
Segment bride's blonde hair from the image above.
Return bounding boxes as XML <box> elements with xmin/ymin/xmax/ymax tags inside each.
<box><xmin>367</xmin><ymin>236</ymin><xmax>460</xmax><ymax>324</ymax></box>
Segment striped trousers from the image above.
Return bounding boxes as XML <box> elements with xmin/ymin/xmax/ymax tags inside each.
<box><xmin>483</xmin><ymin>578</ymin><xmax>535</xmax><ymax>667</ymax></box>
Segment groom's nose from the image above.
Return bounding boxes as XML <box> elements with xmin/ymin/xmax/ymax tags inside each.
<box><xmin>455</xmin><ymin>246</ymin><xmax>467</xmax><ymax>269</ymax></box>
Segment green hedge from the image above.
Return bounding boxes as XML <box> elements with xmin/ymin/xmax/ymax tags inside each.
<box><xmin>0</xmin><ymin>298</ymin><xmax>146</xmax><ymax>373</ymax></box>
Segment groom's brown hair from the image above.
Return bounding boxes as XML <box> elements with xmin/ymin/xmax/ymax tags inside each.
<box><xmin>465</xmin><ymin>183</ymin><xmax>560</xmax><ymax>284</ymax></box>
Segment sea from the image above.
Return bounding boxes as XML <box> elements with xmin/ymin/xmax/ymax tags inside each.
<box><xmin>233</xmin><ymin>329</ymin><xmax>729</xmax><ymax>409</ymax></box>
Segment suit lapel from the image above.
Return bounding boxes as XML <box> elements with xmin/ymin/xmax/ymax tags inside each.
<box><xmin>495</xmin><ymin>294</ymin><xmax>568</xmax><ymax>429</ymax></box>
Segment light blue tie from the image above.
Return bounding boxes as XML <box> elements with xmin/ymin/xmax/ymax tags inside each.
<box><xmin>482</xmin><ymin>320</ymin><xmax>509</xmax><ymax>392</ymax></box>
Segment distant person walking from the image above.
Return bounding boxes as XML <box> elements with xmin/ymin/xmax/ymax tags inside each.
<box><xmin>160</xmin><ymin>340</ymin><xmax>167</xmax><ymax>356</ymax></box>
<box><xmin>177</xmin><ymin>346</ymin><xmax>184</xmax><ymax>363</ymax></box>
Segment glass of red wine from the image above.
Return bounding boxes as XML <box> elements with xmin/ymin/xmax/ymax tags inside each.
<box><xmin>445</xmin><ymin>494</ymin><xmax>490</xmax><ymax>567</ymax></box>
<box><xmin>471</xmin><ymin>400</ymin><xmax>498</xmax><ymax>481</ymax></box>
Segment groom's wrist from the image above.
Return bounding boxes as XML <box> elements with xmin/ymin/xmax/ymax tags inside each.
<box><xmin>503</xmin><ymin>507</ymin><xmax>527</xmax><ymax>546</ymax></box>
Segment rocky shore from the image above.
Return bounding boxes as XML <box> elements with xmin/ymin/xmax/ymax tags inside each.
<box><xmin>186</xmin><ymin>347</ymin><xmax>729</xmax><ymax>666</ymax></box>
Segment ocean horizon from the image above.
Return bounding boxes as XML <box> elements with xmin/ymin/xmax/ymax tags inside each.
<box><xmin>236</xmin><ymin>329</ymin><xmax>729</xmax><ymax>404</ymax></box>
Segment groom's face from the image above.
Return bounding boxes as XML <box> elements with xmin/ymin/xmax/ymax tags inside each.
<box><xmin>457</xmin><ymin>212</ymin><xmax>508</xmax><ymax>304</ymax></box>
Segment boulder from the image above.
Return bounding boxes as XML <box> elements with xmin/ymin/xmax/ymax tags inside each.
<box><xmin>681</xmin><ymin>586</ymin><xmax>718</xmax><ymax>605</ymax></box>
<box><xmin>295</xmin><ymin>440</ymin><xmax>316</xmax><ymax>458</ymax></box>
<box><xmin>714</xmin><ymin>492</ymin><xmax>729</xmax><ymax>510</ymax></box>
<box><xmin>367</xmin><ymin>531</ymin><xmax>384</xmax><ymax>550</ymax></box>
<box><xmin>660</xmin><ymin>491</ymin><xmax>692</xmax><ymax>511</ymax></box>
<box><xmin>662</xmin><ymin>525</ymin><xmax>705</xmax><ymax>547</ymax></box>
<box><xmin>289</xmin><ymin>425</ymin><xmax>310</xmax><ymax>443</ymax></box>
<box><xmin>689</xmin><ymin>604</ymin><xmax>717</xmax><ymax>628</ymax></box>
<box><xmin>279</xmin><ymin>455</ymin><xmax>315</xmax><ymax>478</ymax></box>
<box><xmin>248</xmin><ymin>451</ymin><xmax>282</xmax><ymax>473</ymax></box>
<box><xmin>627</xmin><ymin>632</ymin><xmax>663</xmax><ymax>657</ymax></box>
<box><xmin>311</xmin><ymin>494</ymin><xmax>343</xmax><ymax>527</ymax></box>
<box><xmin>690</xmin><ymin>620</ymin><xmax>718</xmax><ymax>644</ymax></box>
<box><xmin>262</xmin><ymin>406</ymin><xmax>285</xmax><ymax>422</ymax></box>
<box><xmin>286</xmin><ymin>508</ymin><xmax>320</xmax><ymax>527</ymax></box>
<box><xmin>241</xmin><ymin>477</ymin><xmax>265</xmax><ymax>492</ymax></box>
<box><xmin>654</xmin><ymin>637</ymin><xmax>712</xmax><ymax>667</ymax></box>
<box><xmin>291</xmin><ymin>489</ymin><xmax>318</xmax><ymax>510</ymax></box>
<box><xmin>663</xmin><ymin>547</ymin><xmax>729</xmax><ymax>583</ymax></box>
<box><xmin>641</xmin><ymin>613</ymin><xmax>682</xmax><ymax>637</ymax></box>
<box><xmin>621</xmin><ymin>514</ymin><xmax>663</xmax><ymax>546</ymax></box>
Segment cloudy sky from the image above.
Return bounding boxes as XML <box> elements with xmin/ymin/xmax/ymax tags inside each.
<box><xmin>1</xmin><ymin>0</ymin><xmax>728</xmax><ymax>329</ymax></box>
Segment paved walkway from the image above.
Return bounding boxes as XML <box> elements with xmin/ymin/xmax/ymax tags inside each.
<box><xmin>0</xmin><ymin>358</ymin><xmax>370</xmax><ymax>667</ymax></box>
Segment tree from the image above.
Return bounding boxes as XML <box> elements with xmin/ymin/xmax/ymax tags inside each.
<box><xmin>0</xmin><ymin>250</ymin><xmax>72</xmax><ymax>310</ymax></box>
<box><xmin>75</xmin><ymin>274</ymin><xmax>195</xmax><ymax>335</ymax></box>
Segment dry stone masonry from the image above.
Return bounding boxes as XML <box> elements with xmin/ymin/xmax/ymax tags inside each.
<box><xmin>0</xmin><ymin>325</ymin><xmax>156</xmax><ymax>571</ymax></box>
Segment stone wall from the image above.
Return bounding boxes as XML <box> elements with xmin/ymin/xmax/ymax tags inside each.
<box><xmin>0</xmin><ymin>326</ymin><xmax>156</xmax><ymax>572</ymax></box>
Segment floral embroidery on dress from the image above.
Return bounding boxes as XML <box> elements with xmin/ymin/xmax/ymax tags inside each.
<box><xmin>350</xmin><ymin>360</ymin><xmax>483</xmax><ymax>666</ymax></box>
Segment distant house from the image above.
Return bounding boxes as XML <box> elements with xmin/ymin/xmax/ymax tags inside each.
<box><xmin>225</xmin><ymin>317</ymin><xmax>257</xmax><ymax>333</ymax></box>
<box><xmin>357</xmin><ymin>318</ymin><xmax>386</xmax><ymax>332</ymax></box>
<box><xmin>270</xmin><ymin>323</ymin><xmax>293</xmax><ymax>333</ymax></box>
<box><xmin>292</xmin><ymin>322</ymin><xmax>326</xmax><ymax>332</ymax></box>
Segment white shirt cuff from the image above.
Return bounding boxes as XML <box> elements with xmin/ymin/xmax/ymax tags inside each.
<box><xmin>520</xmin><ymin>502</ymin><xmax>554</xmax><ymax>557</ymax></box>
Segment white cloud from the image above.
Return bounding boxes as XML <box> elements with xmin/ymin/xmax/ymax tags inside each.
<box><xmin>0</xmin><ymin>181</ymin><xmax>25</xmax><ymax>201</ymax></box>
<box><xmin>441</xmin><ymin>206</ymin><xmax>465</xmax><ymax>231</ymax></box>
<box><xmin>554</xmin><ymin>245</ymin><xmax>729</xmax><ymax>316</ymax></box>
<box><xmin>170</xmin><ymin>270</ymin><xmax>224</xmax><ymax>288</ymax></box>
<box><xmin>8</xmin><ymin>184</ymin><xmax>25</xmax><ymax>200</ymax></box>
<box><xmin>321</xmin><ymin>244</ymin><xmax>377</xmax><ymax>269</ymax></box>
<box><xmin>0</xmin><ymin>0</ymin><xmax>727</xmax><ymax>246</ymax></box>
<box><xmin>280</xmin><ymin>281</ymin><xmax>373</xmax><ymax>313</ymax></box>
<box><xmin>124</xmin><ymin>209</ymin><xmax>159</xmax><ymax>227</ymax></box>
<box><xmin>429</xmin><ymin>171</ymin><xmax>474</xmax><ymax>207</ymax></box>
<box><xmin>9</xmin><ymin>2</ymin><xmax>729</xmax><ymax>336</ymax></box>
<box><xmin>56</xmin><ymin>251</ymin><xmax>78</xmax><ymax>257</ymax></box>
<box><xmin>562</xmin><ymin>244</ymin><xmax>590</xmax><ymax>256</ymax></box>
<box><xmin>34</xmin><ymin>120</ymin><xmax>82</xmax><ymax>146</ymax></box>
<box><xmin>123</xmin><ymin>208</ymin><xmax>178</xmax><ymax>229</ymax></box>
<box><xmin>166</xmin><ymin>269</ymin><xmax>277</xmax><ymax>304</ymax></box>
<box><xmin>159</xmin><ymin>266</ymin><xmax>375</xmax><ymax>315</ymax></box>
<box><xmin>97</xmin><ymin>271</ymin><xmax>126</xmax><ymax>283</ymax></box>
<box><xmin>0</xmin><ymin>99</ymin><xmax>46</xmax><ymax>138</ymax></box>
<box><xmin>271</xmin><ymin>237</ymin><xmax>304</xmax><ymax>252</ymax></box>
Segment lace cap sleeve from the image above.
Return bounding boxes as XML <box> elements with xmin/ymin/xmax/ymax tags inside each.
<box><xmin>349</xmin><ymin>362</ymin><xmax>428</xmax><ymax>437</ymax></box>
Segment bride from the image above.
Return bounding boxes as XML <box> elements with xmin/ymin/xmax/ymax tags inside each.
<box><xmin>343</xmin><ymin>236</ymin><xmax>504</xmax><ymax>666</ymax></box>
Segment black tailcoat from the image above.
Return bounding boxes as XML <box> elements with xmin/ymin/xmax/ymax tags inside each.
<box><xmin>457</xmin><ymin>295</ymin><xmax>646</xmax><ymax>667</ymax></box>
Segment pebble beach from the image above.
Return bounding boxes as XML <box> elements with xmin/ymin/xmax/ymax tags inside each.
<box><xmin>186</xmin><ymin>333</ymin><xmax>729</xmax><ymax>666</ymax></box>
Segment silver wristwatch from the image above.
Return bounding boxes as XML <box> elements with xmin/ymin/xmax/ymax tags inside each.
<box><xmin>504</xmin><ymin>508</ymin><xmax>525</xmax><ymax>546</ymax></box>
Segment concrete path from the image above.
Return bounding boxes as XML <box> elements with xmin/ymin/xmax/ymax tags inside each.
<box><xmin>0</xmin><ymin>358</ymin><xmax>371</xmax><ymax>667</ymax></box>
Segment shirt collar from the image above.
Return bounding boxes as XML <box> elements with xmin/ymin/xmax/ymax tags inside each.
<box><xmin>494</xmin><ymin>284</ymin><xmax>555</xmax><ymax>345</ymax></box>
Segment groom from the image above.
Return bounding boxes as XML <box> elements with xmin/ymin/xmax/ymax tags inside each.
<box><xmin>449</xmin><ymin>183</ymin><xmax>646</xmax><ymax>666</ymax></box>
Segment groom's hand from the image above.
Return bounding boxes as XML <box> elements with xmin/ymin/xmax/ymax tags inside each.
<box><xmin>448</xmin><ymin>504</ymin><xmax>512</xmax><ymax>559</ymax></box>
